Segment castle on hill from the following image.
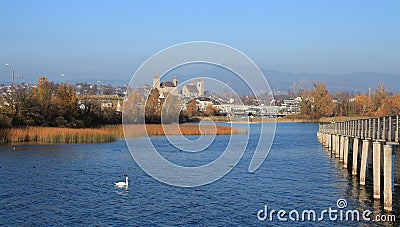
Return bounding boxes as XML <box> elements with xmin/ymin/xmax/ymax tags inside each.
<box><xmin>152</xmin><ymin>71</ymin><xmax>204</xmax><ymax>99</ymax></box>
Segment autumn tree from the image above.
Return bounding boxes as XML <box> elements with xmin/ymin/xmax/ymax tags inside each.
<box><xmin>372</xmin><ymin>83</ymin><xmax>389</xmax><ymax>113</ymax></box>
<box><xmin>161</xmin><ymin>94</ymin><xmax>184</xmax><ymax>124</ymax></box>
<box><xmin>185</xmin><ymin>99</ymin><xmax>199</xmax><ymax>117</ymax></box>
<box><xmin>332</xmin><ymin>92</ymin><xmax>355</xmax><ymax>117</ymax></box>
<box><xmin>371</xmin><ymin>83</ymin><xmax>390</xmax><ymax>117</ymax></box>
<box><xmin>299</xmin><ymin>89</ymin><xmax>312</xmax><ymax>118</ymax></box>
<box><xmin>380</xmin><ymin>94</ymin><xmax>400</xmax><ymax>116</ymax></box>
<box><xmin>15</xmin><ymin>88</ymin><xmax>46</xmax><ymax>126</ymax></box>
<box><xmin>0</xmin><ymin>94</ymin><xmax>13</xmax><ymax>128</ymax></box>
<box><xmin>145</xmin><ymin>89</ymin><xmax>161</xmax><ymax>123</ymax></box>
<box><xmin>123</xmin><ymin>90</ymin><xmax>144</xmax><ymax>124</ymax></box>
<box><xmin>204</xmin><ymin>104</ymin><xmax>219</xmax><ymax>116</ymax></box>
<box><xmin>0</xmin><ymin>112</ymin><xmax>12</xmax><ymax>128</ymax></box>
<box><xmin>1</xmin><ymin>76</ymin><xmax>123</xmax><ymax>128</ymax></box>
<box><xmin>37</xmin><ymin>76</ymin><xmax>52</xmax><ymax>106</ymax></box>
<box><xmin>308</xmin><ymin>82</ymin><xmax>334</xmax><ymax>119</ymax></box>
<box><xmin>355</xmin><ymin>94</ymin><xmax>374</xmax><ymax>116</ymax></box>
<box><xmin>51</xmin><ymin>84</ymin><xmax>82</xmax><ymax>127</ymax></box>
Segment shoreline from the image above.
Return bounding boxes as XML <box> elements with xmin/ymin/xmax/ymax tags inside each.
<box><xmin>198</xmin><ymin>116</ymin><xmax>366</xmax><ymax>123</ymax></box>
<box><xmin>0</xmin><ymin>116</ymin><xmax>365</xmax><ymax>145</ymax></box>
<box><xmin>0</xmin><ymin>124</ymin><xmax>243</xmax><ymax>145</ymax></box>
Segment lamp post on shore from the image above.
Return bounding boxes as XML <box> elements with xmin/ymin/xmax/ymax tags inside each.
<box><xmin>5</xmin><ymin>63</ymin><xmax>23</xmax><ymax>96</ymax></box>
<box><xmin>98</xmin><ymin>80</ymin><xmax>103</xmax><ymax>96</ymax></box>
<box><xmin>5</xmin><ymin>64</ymin><xmax>15</xmax><ymax>94</ymax></box>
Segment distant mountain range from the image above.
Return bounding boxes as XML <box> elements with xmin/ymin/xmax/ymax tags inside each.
<box><xmin>4</xmin><ymin>69</ymin><xmax>398</xmax><ymax>95</ymax></box>
<box><xmin>63</xmin><ymin>70</ymin><xmax>400</xmax><ymax>95</ymax></box>
<box><xmin>262</xmin><ymin>70</ymin><xmax>400</xmax><ymax>94</ymax></box>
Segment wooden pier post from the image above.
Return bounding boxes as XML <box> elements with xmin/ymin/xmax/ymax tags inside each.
<box><xmin>324</xmin><ymin>134</ymin><xmax>329</xmax><ymax>148</ymax></box>
<box><xmin>395</xmin><ymin>146</ymin><xmax>400</xmax><ymax>187</ymax></box>
<box><xmin>360</xmin><ymin>139</ymin><xmax>370</xmax><ymax>186</ymax></box>
<box><xmin>368</xmin><ymin>142</ymin><xmax>373</xmax><ymax>169</ymax></box>
<box><xmin>352</xmin><ymin>138</ymin><xmax>359</xmax><ymax>175</ymax></box>
<box><xmin>340</xmin><ymin>135</ymin><xmax>344</xmax><ymax>162</ymax></box>
<box><xmin>383</xmin><ymin>145</ymin><xmax>392</xmax><ymax>211</ymax></box>
<box><xmin>373</xmin><ymin>141</ymin><xmax>381</xmax><ymax>199</ymax></box>
<box><xmin>331</xmin><ymin>134</ymin><xmax>335</xmax><ymax>155</ymax></box>
<box><xmin>343</xmin><ymin>136</ymin><xmax>349</xmax><ymax>168</ymax></box>
<box><xmin>335</xmin><ymin>135</ymin><xmax>340</xmax><ymax>158</ymax></box>
<box><xmin>328</xmin><ymin>134</ymin><xmax>332</xmax><ymax>151</ymax></box>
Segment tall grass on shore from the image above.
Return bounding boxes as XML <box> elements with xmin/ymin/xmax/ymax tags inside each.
<box><xmin>0</xmin><ymin>124</ymin><xmax>242</xmax><ymax>144</ymax></box>
<box><xmin>0</xmin><ymin>127</ymin><xmax>119</xmax><ymax>144</ymax></box>
<box><xmin>124</xmin><ymin>124</ymin><xmax>242</xmax><ymax>137</ymax></box>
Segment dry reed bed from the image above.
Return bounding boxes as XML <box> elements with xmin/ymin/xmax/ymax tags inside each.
<box><xmin>0</xmin><ymin>124</ymin><xmax>242</xmax><ymax>144</ymax></box>
<box><xmin>124</xmin><ymin>124</ymin><xmax>242</xmax><ymax>137</ymax></box>
<box><xmin>0</xmin><ymin>127</ymin><xmax>118</xmax><ymax>144</ymax></box>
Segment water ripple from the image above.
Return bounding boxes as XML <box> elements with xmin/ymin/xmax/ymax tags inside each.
<box><xmin>0</xmin><ymin>123</ymin><xmax>398</xmax><ymax>226</ymax></box>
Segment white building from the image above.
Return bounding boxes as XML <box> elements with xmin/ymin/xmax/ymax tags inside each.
<box><xmin>152</xmin><ymin>71</ymin><xmax>178</xmax><ymax>96</ymax></box>
<box><xmin>182</xmin><ymin>78</ymin><xmax>204</xmax><ymax>98</ymax></box>
<box><xmin>151</xmin><ymin>71</ymin><xmax>204</xmax><ymax>99</ymax></box>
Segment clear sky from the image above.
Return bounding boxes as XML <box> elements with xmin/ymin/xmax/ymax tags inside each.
<box><xmin>0</xmin><ymin>0</ymin><xmax>399</xmax><ymax>84</ymax></box>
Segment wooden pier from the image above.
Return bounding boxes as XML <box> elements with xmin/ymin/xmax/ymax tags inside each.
<box><xmin>317</xmin><ymin>116</ymin><xmax>400</xmax><ymax>212</ymax></box>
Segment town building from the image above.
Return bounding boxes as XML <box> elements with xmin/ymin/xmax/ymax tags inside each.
<box><xmin>152</xmin><ymin>71</ymin><xmax>178</xmax><ymax>96</ymax></box>
<box><xmin>152</xmin><ymin>71</ymin><xmax>204</xmax><ymax>99</ymax></box>
<box><xmin>182</xmin><ymin>78</ymin><xmax>204</xmax><ymax>98</ymax></box>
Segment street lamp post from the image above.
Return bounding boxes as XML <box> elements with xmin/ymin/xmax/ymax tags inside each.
<box><xmin>5</xmin><ymin>64</ymin><xmax>15</xmax><ymax>94</ymax></box>
<box><xmin>5</xmin><ymin>63</ymin><xmax>23</xmax><ymax>96</ymax></box>
<box><xmin>98</xmin><ymin>80</ymin><xmax>103</xmax><ymax>96</ymax></box>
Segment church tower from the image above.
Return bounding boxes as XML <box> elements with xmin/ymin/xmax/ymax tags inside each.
<box><xmin>173</xmin><ymin>75</ymin><xmax>178</xmax><ymax>87</ymax></box>
<box><xmin>197</xmin><ymin>78</ymin><xmax>204</xmax><ymax>96</ymax></box>
<box><xmin>152</xmin><ymin>70</ymin><xmax>160</xmax><ymax>89</ymax></box>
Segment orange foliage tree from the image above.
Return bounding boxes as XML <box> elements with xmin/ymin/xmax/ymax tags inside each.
<box><xmin>380</xmin><ymin>94</ymin><xmax>400</xmax><ymax>116</ymax></box>
<box><xmin>371</xmin><ymin>83</ymin><xmax>389</xmax><ymax>113</ymax></box>
<box><xmin>204</xmin><ymin>104</ymin><xmax>219</xmax><ymax>116</ymax></box>
<box><xmin>299</xmin><ymin>82</ymin><xmax>333</xmax><ymax>120</ymax></box>
<box><xmin>145</xmin><ymin>89</ymin><xmax>161</xmax><ymax>124</ymax></box>
<box><xmin>185</xmin><ymin>99</ymin><xmax>199</xmax><ymax>117</ymax></box>
<box><xmin>355</xmin><ymin>94</ymin><xmax>374</xmax><ymax>116</ymax></box>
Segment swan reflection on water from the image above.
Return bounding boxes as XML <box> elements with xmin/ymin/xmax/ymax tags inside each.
<box><xmin>115</xmin><ymin>188</ymin><xmax>129</xmax><ymax>196</ymax></box>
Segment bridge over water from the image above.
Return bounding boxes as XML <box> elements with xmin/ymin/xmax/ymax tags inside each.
<box><xmin>317</xmin><ymin>116</ymin><xmax>400</xmax><ymax>212</ymax></box>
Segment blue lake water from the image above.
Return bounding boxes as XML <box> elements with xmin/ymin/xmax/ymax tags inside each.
<box><xmin>0</xmin><ymin>123</ymin><xmax>398</xmax><ymax>226</ymax></box>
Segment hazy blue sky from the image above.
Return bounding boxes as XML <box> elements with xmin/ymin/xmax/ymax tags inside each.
<box><xmin>0</xmin><ymin>0</ymin><xmax>399</xmax><ymax>84</ymax></box>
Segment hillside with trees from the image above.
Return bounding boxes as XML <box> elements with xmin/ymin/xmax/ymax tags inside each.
<box><xmin>295</xmin><ymin>81</ymin><xmax>400</xmax><ymax>120</ymax></box>
<box><xmin>0</xmin><ymin>77</ymin><xmax>121</xmax><ymax>128</ymax></box>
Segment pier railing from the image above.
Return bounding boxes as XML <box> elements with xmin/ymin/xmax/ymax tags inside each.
<box><xmin>319</xmin><ymin>115</ymin><xmax>400</xmax><ymax>144</ymax></box>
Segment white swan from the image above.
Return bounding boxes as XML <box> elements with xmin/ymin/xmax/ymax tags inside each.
<box><xmin>114</xmin><ymin>174</ymin><xmax>128</xmax><ymax>187</ymax></box>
